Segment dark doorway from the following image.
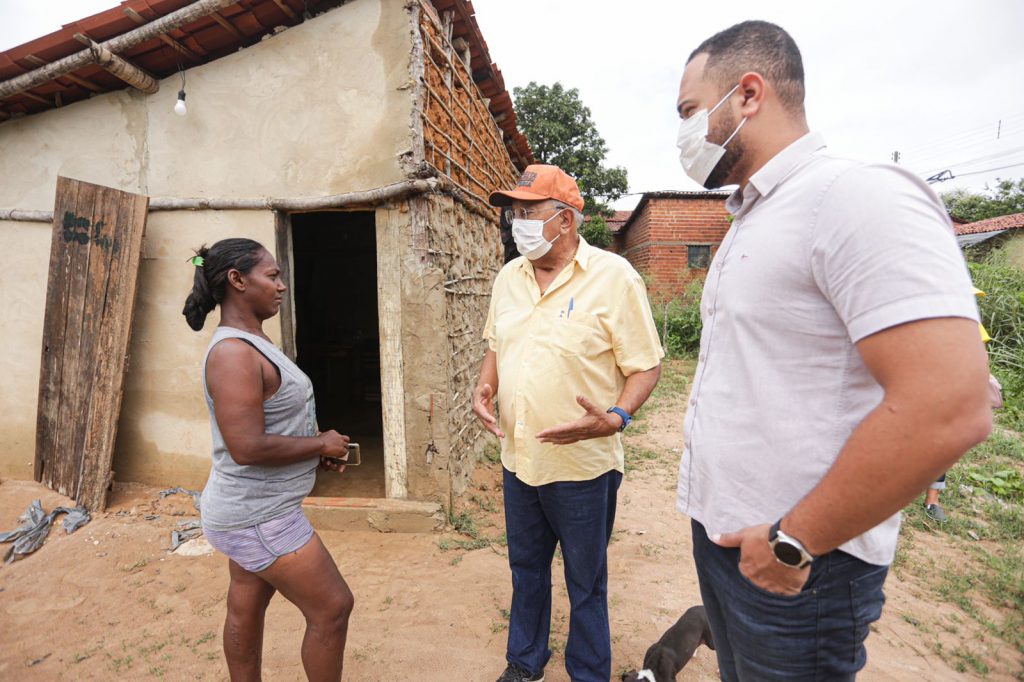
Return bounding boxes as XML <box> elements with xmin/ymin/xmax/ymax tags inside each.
<box><xmin>290</xmin><ymin>211</ymin><xmax>384</xmax><ymax>498</ymax></box>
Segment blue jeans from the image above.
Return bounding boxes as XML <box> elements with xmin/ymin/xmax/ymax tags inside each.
<box><xmin>503</xmin><ymin>467</ymin><xmax>622</xmax><ymax>682</ymax></box>
<box><xmin>692</xmin><ymin>519</ymin><xmax>888</xmax><ymax>681</ymax></box>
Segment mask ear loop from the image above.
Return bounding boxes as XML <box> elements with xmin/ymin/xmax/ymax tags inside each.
<box><xmin>722</xmin><ymin>116</ymin><xmax>747</xmax><ymax>147</ymax></box>
<box><xmin>709</xmin><ymin>83</ymin><xmax>741</xmax><ymax>116</ymax></box>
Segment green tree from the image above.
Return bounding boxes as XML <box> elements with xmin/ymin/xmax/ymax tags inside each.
<box><xmin>512</xmin><ymin>82</ymin><xmax>628</xmax><ymax>224</ymax></box>
<box><xmin>580</xmin><ymin>214</ymin><xmax>612</xmax><ymax>249</ymax></box>
<box><xmin>941</xmin><ymin>178</ymin><xmax>1024</xmax><ymax>223</ymax></box>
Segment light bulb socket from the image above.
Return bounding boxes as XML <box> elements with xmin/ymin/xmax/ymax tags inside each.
<box><xmin>177</xmin><ymin>90</ymin><xmax>186</xmax><ymax>102</ymax></box>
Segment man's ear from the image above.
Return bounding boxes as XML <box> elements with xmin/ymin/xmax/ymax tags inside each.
<box><xmin>227</xmin><ymin>268</ymin><xmax>246</xmax><ymax>292</ymax></box>
<box><xmin>561</xmin><ymin>208</ymin><xmax>576</xmax><ymax>233</ymax></box>
<box><xmin>737</xmin><ymin>71</ymin><xmax>766</xmax><ymax>118</ymax></box>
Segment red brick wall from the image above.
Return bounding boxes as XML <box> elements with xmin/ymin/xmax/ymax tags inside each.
<box><xmin>618</xmin><ymin>197</ymin><xmax>731</xmax><ymax>301</ymax></box>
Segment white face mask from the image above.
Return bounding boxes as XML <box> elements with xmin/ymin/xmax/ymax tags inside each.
<box><xmin>512</xmin><ymin>209</ymin><xmax>565</xmax><ymax>260</ymax></box>
<box><xmin>676</xmin><ymin>83</ymin><xmax>747</xmax><ymax>188</ymax></box>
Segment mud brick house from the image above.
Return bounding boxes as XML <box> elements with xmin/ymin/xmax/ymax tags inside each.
<box><xmin>954</xmin><ymin>212</ymin><xmax>1024</xmax><ymax>266</ymax></box>
<box><xmin>610</xmin><ymin>191</ymin><xmax>731</xmax><ymax>301</ymax></box>
<box><xmin>0</xmin><ymin>0</ymin><xmax>532</xmax><ymax>521</ymax></box>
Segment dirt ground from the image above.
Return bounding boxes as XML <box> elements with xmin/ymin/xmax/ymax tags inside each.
<box><xmin>2</xmin><ymin>399</ymin><xmax>1021</xmax><ymax>680</ymax></box>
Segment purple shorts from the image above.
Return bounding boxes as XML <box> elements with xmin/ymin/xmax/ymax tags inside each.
<box><xmin>203</xmin><ymin>507</ymin><xmax>315</xmax><ymax>572</ymax></box>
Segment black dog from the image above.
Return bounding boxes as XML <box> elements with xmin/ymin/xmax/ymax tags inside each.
<box><xmin>621</xmin><ymin>605</ymin><xmax>715</xmax><ymax>681</ymax></box>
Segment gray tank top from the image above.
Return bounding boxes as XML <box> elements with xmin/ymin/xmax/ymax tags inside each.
<box><xmin>200</xmin><ymin>327</ymin><xmax>319</xmax><ymax>531</ymax></box>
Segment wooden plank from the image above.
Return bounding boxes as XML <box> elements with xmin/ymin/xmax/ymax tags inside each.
<box><xmin>78</xmin><ymin>189</ymin><xmax>148</xmax><ymax>508</ymax></box>
<box><xmin>35</xmin><ymin>177</ymin><xmax>149</xmax><ymax>511</ymax></box>
<box><xmin>375</xmin><ymin>206</ymin><xmax>408</xmax><ymax>499</ymax></box>
<box><xmin>275</xmin><ymin>212</ymin><xmax>297</xmax><ymax>362</ymax></box>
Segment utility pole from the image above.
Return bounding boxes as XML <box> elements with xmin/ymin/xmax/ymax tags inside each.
<box><xmin>891</xmin><ymin>150</ymin><xmax>900</xmax><ymax>165</ymax></box>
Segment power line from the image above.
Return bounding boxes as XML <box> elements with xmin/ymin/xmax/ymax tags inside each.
<box><xmin>918</xmin><ymin>145</ymin><xmax>1024</xmax><ymax>176</ymax></box>
<box><xmin>924</xmin><ymin>161</ymin><xmax>1024</xmax><ymax>184</ymax></box>
<box><xmin>907</xmin><ymin>132</ymin><xmax>1024</xmax><ymax>167</ymax></box>
<box><xmin>953</xmin><ymin>162</ymin><xmax>1024</xmax><ymax>179</ymax></box>
<box><xmin>900</xmin><ymin>112</ymin><xmax>1024</xmax><ymax>156</ymax></box>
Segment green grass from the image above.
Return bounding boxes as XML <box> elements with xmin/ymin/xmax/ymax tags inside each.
<box><xmin>899</xmin><ymin>425</ymin><xmax>1024</xmax><ymax>664</ymax></box>
<box><xmin>448</xmin><ymin>510</ymin><xmax>479</xmax><ymax>538</ymax></box>
<box><xmin>623</xmin><ymin>443</ymin><xmax>661</xmax><ymax>474</ymax></box>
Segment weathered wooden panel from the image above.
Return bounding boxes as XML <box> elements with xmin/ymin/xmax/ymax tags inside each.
<box><xmin>35</xmin><ymin>177</ymin><xmax>148</xmax><ymax>511</ymax></box>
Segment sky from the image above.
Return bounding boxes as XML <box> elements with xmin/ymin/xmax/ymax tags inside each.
<box><xmin>3</xmin><ymin>1</ymin><xmax>1024</xmax><ymax>210</ymax></box>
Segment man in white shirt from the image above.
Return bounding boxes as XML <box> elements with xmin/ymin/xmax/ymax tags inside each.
<box><xmin>673</xmin><ymin>20</ymin><xmax>992</xmax><ymax>680</ymax></box>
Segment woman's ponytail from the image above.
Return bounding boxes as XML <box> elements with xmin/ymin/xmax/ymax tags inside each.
<box><xmin>181</xmin><ymin>239</ymin><xmax>264</xmax><ymax>331</ymax></box>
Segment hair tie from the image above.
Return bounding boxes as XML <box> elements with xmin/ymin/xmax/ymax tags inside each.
<box><xmin>188</xmin><ymin>255</ymin><xmax>204</xmax><ymax>267</ymax></box>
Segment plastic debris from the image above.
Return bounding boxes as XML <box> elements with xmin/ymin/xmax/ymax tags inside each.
<box><xmin>170</xmin><ymin>520</ymin><xmax>203</xmax><ymax>551</ymax></box>
<box><xmin>157</xmin><ymin>485</ymin><xmax>201</xmax><ymax>507</ymax></box>
<box><xmin>0</xmin><ymin>499</ymin><xmax>92</xmax><ymax>563</ymax></box>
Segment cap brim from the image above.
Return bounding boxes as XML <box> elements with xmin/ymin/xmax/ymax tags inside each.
<box><xmin>488</xmin><ymin>189</ymin><xmax>551</xmax><ymax>207</ymax></box>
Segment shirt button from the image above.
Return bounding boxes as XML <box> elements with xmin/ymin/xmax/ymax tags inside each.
<box><xmin>689</xmin><ymin>398</ymin><xmax>696</xmax><ymax>407</ymax></box>
<box><xmin>707</xmin><ymin>308</ymin><xmax>715</xmax><ymax>316</ymax></box>
<box><xmin>717</xmin><ymin>262</ymin><xmax>724</xmax><ymax>270</ymax></box>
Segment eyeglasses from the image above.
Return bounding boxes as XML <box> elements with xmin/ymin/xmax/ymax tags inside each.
<box><xmin>502</xmin><ymin>206</ymin><xmax>557</xmax><ymax>223</ymax></box>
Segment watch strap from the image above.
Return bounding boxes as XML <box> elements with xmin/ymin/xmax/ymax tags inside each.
<box><xmin>606</xmin><ymin>406</ymin><xmax>631</xmax><ymax>432</ymax></box>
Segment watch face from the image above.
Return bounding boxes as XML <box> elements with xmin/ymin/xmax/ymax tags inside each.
<box><xmin>773</xmin><ymin>541</ymin><xmax>803</xmax><ymax>566</ymax></box>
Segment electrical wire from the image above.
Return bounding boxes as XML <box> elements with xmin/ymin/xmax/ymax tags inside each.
<box><xmin>952</xmin><ymin>162</ymin><xmax>1024</xmax><ymax>179</ymax></box>
<box><xmin>917</xmin><ymin>145</ymin><xmax>1024</xmax><ymax>176</ymax></box>
<box><xmin>923</xmin><ymin>161</ymin><xmax>1024</xmax><ymax>183</ymax></box>
<box><xmin>900</xmin><ymin>112</ymin><xmax>1024</xmax><ymax>156</ymax></box>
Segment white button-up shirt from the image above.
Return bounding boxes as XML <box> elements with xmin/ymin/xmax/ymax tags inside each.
<box><xmin>677</xmin><ymin>132</ymin><xmax>979</xmax><ymax>566</ymax></box>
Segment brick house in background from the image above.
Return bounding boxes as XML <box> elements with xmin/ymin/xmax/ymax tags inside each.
<box><xmin>609</xmin><ymin>191</ymin><xmax>731</xmax><ymax>301</ymax></box>
<box><xmin>954</xmin><ymin>212</ymin><xmax>1024</xmax><ymax>267</ymax></box>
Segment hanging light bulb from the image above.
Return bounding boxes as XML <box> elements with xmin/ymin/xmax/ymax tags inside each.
<box><xmin>174</xmin><ymin>90</ymin><xmax>187</xmax><ymax>116</ymax></box>
<box><xmin>173</xmin><ymin>63</ymin><xmax>187</xmax><ymax>116</ymax></box>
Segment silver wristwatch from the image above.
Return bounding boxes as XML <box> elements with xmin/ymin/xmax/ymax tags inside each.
<box><xmin>768</xmin><ymin>520</ymin><xmax>815</xmax><ymax>569</ymax></box>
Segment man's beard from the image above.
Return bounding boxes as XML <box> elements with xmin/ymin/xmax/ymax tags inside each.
<box><xmin>703</xmin><ymin>110</ymin><xmax>745</xmax><ymax>190</ymax></box>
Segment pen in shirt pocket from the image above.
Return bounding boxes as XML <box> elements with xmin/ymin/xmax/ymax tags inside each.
<box><xmin>567</xmin><ymin>297</ymin><xmax>574</xmax><ymax>319</ymax></box>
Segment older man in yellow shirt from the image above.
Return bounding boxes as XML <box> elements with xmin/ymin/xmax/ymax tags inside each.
<box><xmin>473</xmin><ymin>164</ymin><xmax>663</xmax><ymax>682</ymax></box>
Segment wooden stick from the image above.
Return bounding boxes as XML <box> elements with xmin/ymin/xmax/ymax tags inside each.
<box><xmin>80</xmin><ymin>37</ymin><xmax>159</xmax><ymax>94</ymax></box>
<box><xmin>211</xmin><ymin>11</ymin><xmax>246</xmax><ymax>40</ymax></box>
<box><xmin>0</xmin><ymin>174</ymin><xmax>500</xmax><ymax>226</ymax></box>
<box><xmin>24</xmin><ymin>54</ymin><xmax>103</xmax><ymax>92</ymax></box>
<box><xmin>0</xmin><ymin>0</ymin><xmax>234</xmax><ymax>100</ymax></box>
<box><xmin>406</xmin><ymin>1</ymin><xmax>427</xmax><ymax>170</ymax></box>
<box><xmin>16</xmin><ymin>90</ymin><xmax>50</xmax><ymax>105</ymax></box>
<box><xmin>420</xmin><ymin>28</ymin><xmax>513</xmax><ymax>174</ymax></box>
<box><xmin>270</xmin><ymin>0</ymin><xmax>298</xmax><ymax>22</ymax></box>
<box><xmin>123</xmin><ymin>8</ymin><xmax>203</xmax><ymax>61</ymax></box>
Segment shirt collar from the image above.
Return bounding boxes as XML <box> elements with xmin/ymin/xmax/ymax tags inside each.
<box><xmin>517</xmin><ymin>235</ymin><xmax>592</xmax><ymax>275</ymax></box>
<box><xmin>725</xmin><ymin>131</ymin><xmax>827</xmax><ymax>215</ymax></box>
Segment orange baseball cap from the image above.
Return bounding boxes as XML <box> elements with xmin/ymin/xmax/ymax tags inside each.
<box><xmin>489</xmin><ymin>164</ymin><xmax>585</xmax><ymax>212</ymax></box>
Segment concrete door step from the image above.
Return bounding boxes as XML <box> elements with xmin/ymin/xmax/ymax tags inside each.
<box><xmin>302</xmin><ymin>496</ymin><xmax>445</xmax><ymax>533</ymax></box>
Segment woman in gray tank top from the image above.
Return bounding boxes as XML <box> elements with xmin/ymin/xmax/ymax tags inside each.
<box><xmin>183</xmin><ymin>238</ymin><xmax>354</xmax><ymax>681</ymax></box>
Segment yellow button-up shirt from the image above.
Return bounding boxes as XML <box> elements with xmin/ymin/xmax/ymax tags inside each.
<box><xmin>483</xmin><ymin>237</ymin><xmax>664</xmax><ymax>486</ymax></box>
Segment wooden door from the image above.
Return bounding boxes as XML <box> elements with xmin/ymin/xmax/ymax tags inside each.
<box><xmin>35</xmin><ymin>177</ymin><xmax>149</xmax><ymax>511</ymax></box>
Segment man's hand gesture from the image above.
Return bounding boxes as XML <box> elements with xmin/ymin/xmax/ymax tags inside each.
<box><xmin>536</xmin><ymin>395</ymin><xmax>621</xmax><ymax>445</ymax></box>
<box><xmin>472</xmin><ymin>383</ymin><xmax>505</xmax><ymax>438</ymax></box>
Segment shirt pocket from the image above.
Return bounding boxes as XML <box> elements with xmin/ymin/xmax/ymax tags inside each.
<box><xmin>548</xmin><ymin>311</ymin><xmax>603</xmax><ymax>357</ymax></box>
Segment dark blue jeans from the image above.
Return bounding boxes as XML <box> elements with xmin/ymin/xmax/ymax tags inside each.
<box><xmin>503</xmin><ymin>467</ymin><xmax>622</xmax><ymax>682</ymax></box>
<box><xmin>692</xmin><ymin>519</ymin><xmax>888</xmax><ymax>681</ymax></box>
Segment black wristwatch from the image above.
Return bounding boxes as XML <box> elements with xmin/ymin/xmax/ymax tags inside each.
<box><xmin>768</xmin><ymin>520</ymin><xmax>815</xmax><ymax>569</ymax></box>
<box><xmin>606</xmin><ymin>406</ymin><xmax>632</xmax><ymax>432</ymax></box>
